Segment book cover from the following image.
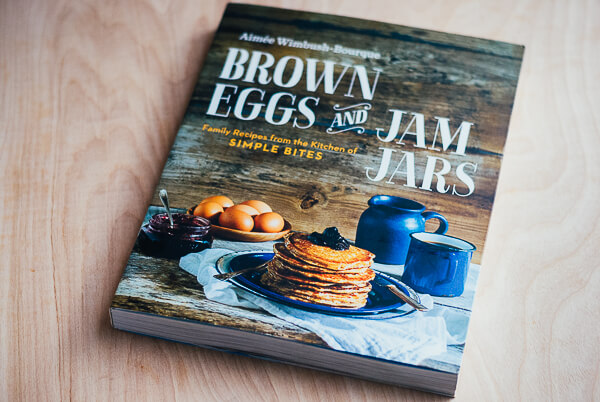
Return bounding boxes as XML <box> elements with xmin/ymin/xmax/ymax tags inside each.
<box><xmin>111</xmin><ymin>3</ymin><xmax>523</xmax><ymax>396</ymax></box>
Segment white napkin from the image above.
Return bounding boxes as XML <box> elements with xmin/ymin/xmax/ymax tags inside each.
<box><xmin>181</xmin><ymin>249</ymin><xmax>466</xmax><ymax>365</ymax></box>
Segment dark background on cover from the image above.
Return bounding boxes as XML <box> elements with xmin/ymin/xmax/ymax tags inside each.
<box><xmin>152</xmin><ymin>4</ymin><xmax>523</xmax><ymax>263</ymax></box>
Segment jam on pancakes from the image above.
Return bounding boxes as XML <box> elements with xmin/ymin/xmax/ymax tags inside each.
<box><xmin>260</xmin><ymin>232</ymin><xmax>375</xmax><ymax>308</ymax></box>
<box><xmin>307</xmin><ymin>227</ymin><xmax>350</xmax><ymax>250</ymax></box>
<box><xmin>137</xmin><ymin>213</ymin><xmax>212</xmax><ymax>259</ymax></box>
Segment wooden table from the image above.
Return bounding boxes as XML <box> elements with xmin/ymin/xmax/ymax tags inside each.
<box><xmin>113</xmin><ymin>206</ymin><xmax>480</xmax><ymax>377</ymax></box>
<box><xmin>2</xmin><ymin>0</ymin><xmax>598</xmax><ymax>400</ymax></box>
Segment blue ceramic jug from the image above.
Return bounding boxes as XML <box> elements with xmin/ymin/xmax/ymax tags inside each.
<box><xmin>355</xmin><ymin>195</ymin><xmax>448</xmax><ymax>264</ymax></box>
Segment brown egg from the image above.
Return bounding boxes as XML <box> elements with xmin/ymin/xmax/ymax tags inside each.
<box><xmin>192</xmin><ymin>201</ymin><xmax>223</xmax><ymax>221</ymax></box>
<box><xmin>227</xmin><ymin>204</ymin><xmax>260</xmax><ymax>216</ymax></box>
<box><xmin>254</xmin><ymin>212</ymin><xmax>285</xmax><ymax>233</ymax></box>
<box><xmin>200</xmin><ymin>195</ymin><xmax>234</xmax><ymax>208</ymax></box>
<box><xmin>240</xmin><ymin>200</ymin><xmax>272</xmax><ymax>214</ymax></box>
<box><xmin>219</xmin><ymin>208</ymin><xmax>254</xmax><ymax>232</ymax></box>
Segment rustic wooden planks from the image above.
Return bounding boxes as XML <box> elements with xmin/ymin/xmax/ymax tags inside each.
<box><xmin>4</xmin><ymin>0</ymin><xmax>599</xmax><ymax>401</ymax></box>
<box><xmin>113</xmin><ymin>210</ymin><xmax>480</xmax><ymax>375</ymax></box>
<box><xmin>152</xmin><ymin>4</ymin><xmax>523</xmax><ymax>264</ymax></box>
<box><xmin>113</xmin><ymin>249</ymin><xmax>324</xmax><ymax>344</ymax></box>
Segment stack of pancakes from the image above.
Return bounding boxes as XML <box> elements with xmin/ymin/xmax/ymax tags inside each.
<box><xmin>260</xmin><ymin>232</ymin><xmax>376</xmax><ymax>308</ymax></box>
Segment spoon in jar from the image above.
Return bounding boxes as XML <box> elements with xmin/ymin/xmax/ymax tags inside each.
<box><xmin>159</xmin><ymin>189</ymin><xmax>174</xmax><ymax>227</ymax></box>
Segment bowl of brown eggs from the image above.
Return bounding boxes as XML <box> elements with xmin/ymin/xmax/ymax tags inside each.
<box><xmin>187</xmin><ymin>195</ymin><xmax>291</xmax><ymax>242</ymax></box>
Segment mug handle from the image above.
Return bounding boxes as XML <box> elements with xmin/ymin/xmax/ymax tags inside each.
<box><xmin>422</xmin><ymin>211</ymin><xmax>448</xmax><ymax>234</ymax></box>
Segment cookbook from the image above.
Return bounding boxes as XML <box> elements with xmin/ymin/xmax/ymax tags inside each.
<box><xmin>110</xmin><ymin>3</ymin><xmax>523</xmax><ymax>396</ymax></box>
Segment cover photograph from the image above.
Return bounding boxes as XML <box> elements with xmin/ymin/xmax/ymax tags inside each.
<box><xmin>110</xmin><ymin>3</ymin><xmax>523</xmax><ymax>396</ymax></box>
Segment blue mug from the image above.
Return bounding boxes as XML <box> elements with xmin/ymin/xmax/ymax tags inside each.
<box><xmin>401</xmin><ymin>232</ymin><xmax>476</xmax><ymax>297</ymax></box>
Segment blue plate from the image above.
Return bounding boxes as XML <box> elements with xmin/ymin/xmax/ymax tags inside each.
<box><xmin>216</xmin><ymin>251</ymin><xmax>420</xmax><ymax>316</ymax></box>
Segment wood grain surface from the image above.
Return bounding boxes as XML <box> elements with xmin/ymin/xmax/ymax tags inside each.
<box><xmin>153</xmin><ymin>4</ymin><xmax>523</xmax><ymax>265</ymax></box>
<box><xmin>112</xmin><ymin>207</ymin><xmax>478</xmax><ymax>378</ymax></box>
<box><xmin>1</xmin><ymin>0</ymin><xmax>598</xmax><ymax>401</ymax></box>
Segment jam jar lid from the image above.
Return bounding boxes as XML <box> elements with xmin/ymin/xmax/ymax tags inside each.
<box><xmin>146</xmin><ymin>213</ymin><xmax>210</xmax><ymax>237</ymax></box>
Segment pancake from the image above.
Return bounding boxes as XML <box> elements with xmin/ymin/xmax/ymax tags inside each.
<box><xmin>273</xmin><ymin>256</ymin><xmax>373</xmax><ymax>283</ymax></box>
<box><xmin>266</xmin><ymin>260</ymin><xmax>367</xmax><ymax>287</ymax></box>
<box><xmin>261</xmin><ymin>270</ymin><xmax>372</xmax><ymax>294</ymax></box>
<box><xmin>273</xmin><ymin>243</ymin><xmax>369</xmax><ymax>273</ymax></box>
<box><xmin>284</xmin><ymin>232</ymin><xmax>374</xmax><ymax>270</ymax></box>
<box><xmin>261</xmin><ymin>272</ymin><xmax>369</xmax><ymax>308</ymax></box>
<box><xmin>266</xmin><ymin>269</ymin><xmax>371</xmax><ymax>293</ymax></box>
<box><xmin>259</xmin><ymin>230</ymin><xmax>376</xmax><ymax>308</ymax></box>
<box><xmin>283</xmin><ymin>293</ymin><xmax>368</xmax><ymax>308</ymax></box>
<box><xmin>267</xmin><ymin>271</ymin><xmax>371</xmax><ymax>291</ymax></box>
<box><xmin>269</xmin><ymin>258</ymin><xmax>375</xmax><ymax>284</ymax></box>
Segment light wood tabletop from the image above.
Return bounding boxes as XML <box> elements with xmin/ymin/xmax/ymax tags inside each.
<box><xmin>1</xmin><ymin>0</ymin><xmax>598</xmax><ymax>400</ymax></box>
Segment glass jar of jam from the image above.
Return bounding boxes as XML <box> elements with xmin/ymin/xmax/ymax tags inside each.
<box><xmin>137</xmin><ymin>213</ymin><xmax>212</xmax><ymax>259</ymax></box>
